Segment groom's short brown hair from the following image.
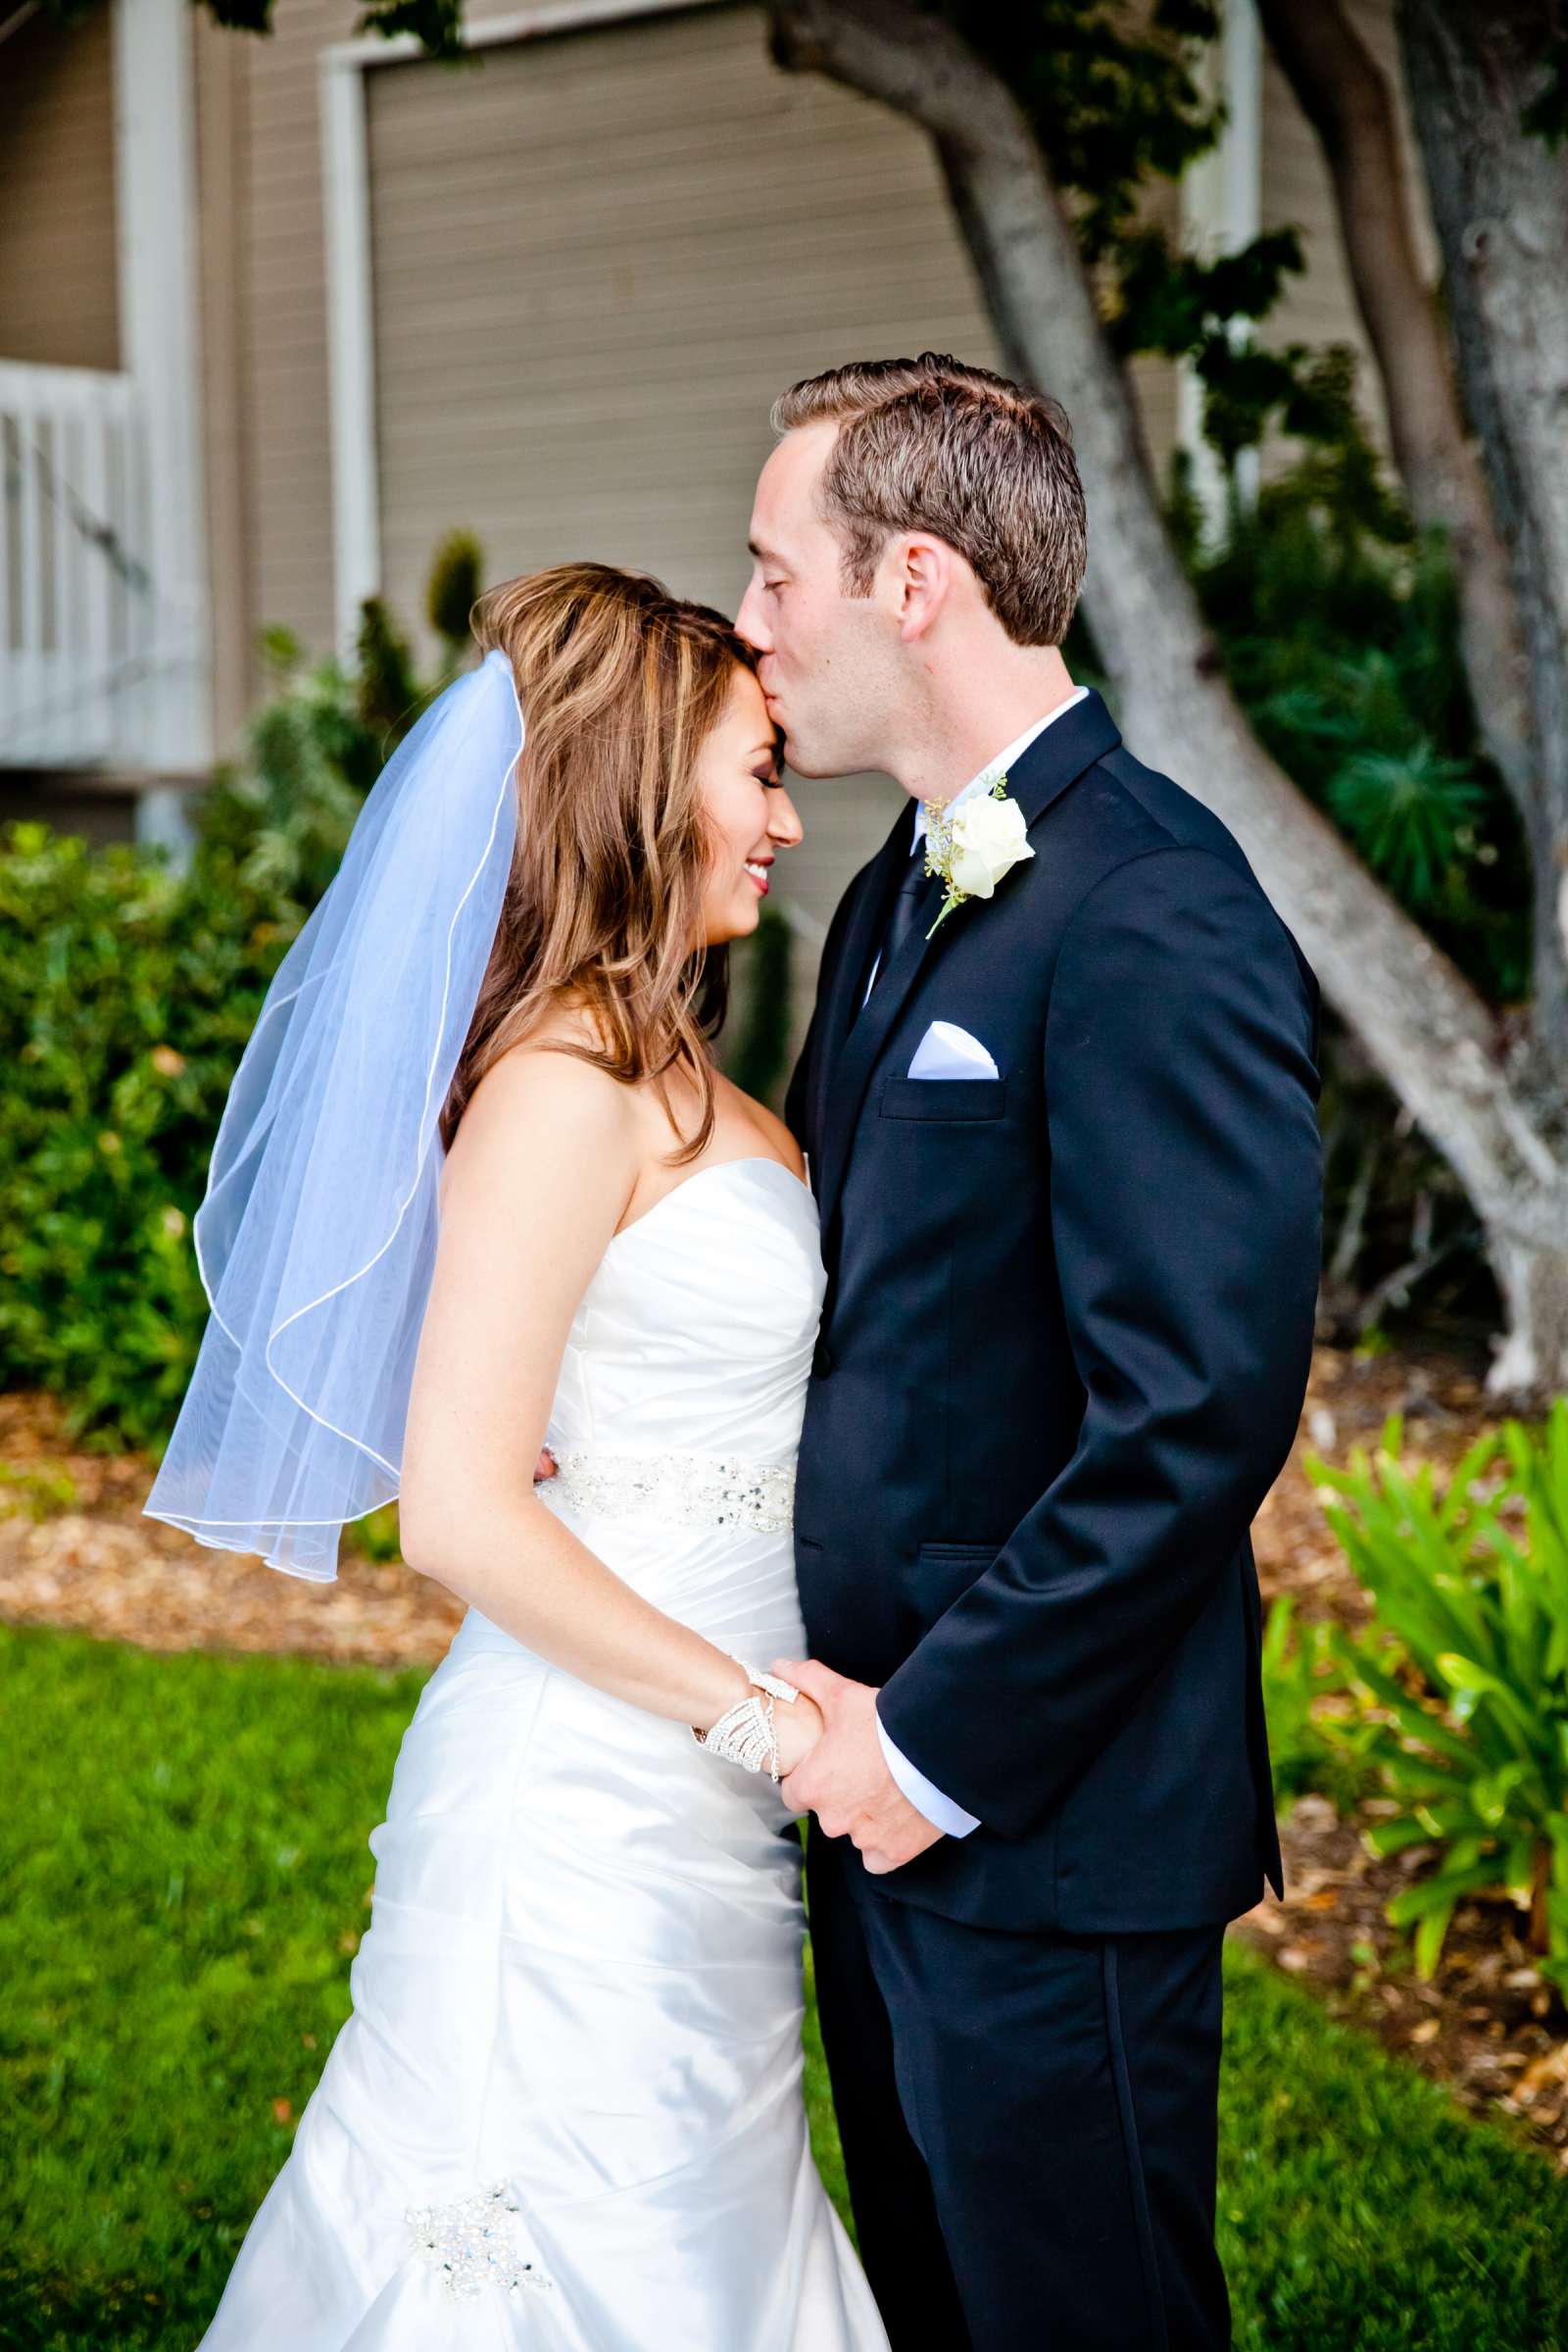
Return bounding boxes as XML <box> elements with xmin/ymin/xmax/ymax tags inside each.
<box><xmin>771</xmin><ymin>352</ymin><xmax>1087</xmax><ymax>648</ymax></box>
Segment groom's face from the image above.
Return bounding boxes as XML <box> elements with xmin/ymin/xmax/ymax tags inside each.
<box><xmin>737</xmin><ymin>422</ymin><xmax>898</xmax><ymax>780</ymax></box>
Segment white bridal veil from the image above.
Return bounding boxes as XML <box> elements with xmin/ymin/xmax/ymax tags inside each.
<box><xmin>144</xmin><ymin>649</ymin><xmax>525</xmax><ymax>1580</ymax></box>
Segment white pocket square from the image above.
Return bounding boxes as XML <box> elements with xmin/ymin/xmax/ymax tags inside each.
<box><xmin>906</xmin><ymin>1020</ymin><xmax>1001</xmax><ymax>1081</ymax></box>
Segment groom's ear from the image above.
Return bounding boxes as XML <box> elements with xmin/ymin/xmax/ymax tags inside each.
<box><xmin>893</xmin><ymin>533</ymin><xmax>956</xmax><ymax>643</ymax></box>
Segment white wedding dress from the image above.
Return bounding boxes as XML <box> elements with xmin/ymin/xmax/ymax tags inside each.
<box><xmin>198</xmin><ymin>1155</ymin><xmax>889</xmax><ymax>2352</ymax></box>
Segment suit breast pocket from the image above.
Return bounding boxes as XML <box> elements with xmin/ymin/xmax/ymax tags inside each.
<box><xmin>910</xmin><ymin>1540</ymin><xmax>997</xmax><ymax>1621</ymax></box>
<box><xmin>879</xmin><ymin>1077</ymin><xmax>1007</xmax><ymax>1122</ymax></box>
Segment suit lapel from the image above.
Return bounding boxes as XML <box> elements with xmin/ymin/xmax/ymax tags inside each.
<box><xmin>812</xmin><ymin>690</ymin><xmax>1121</xmax><ymax>1246</ymax></box>
<box><xmin>808</xmin><ymin>803</ymin><xmax>914</xmax><ymax>1168</ymax></box>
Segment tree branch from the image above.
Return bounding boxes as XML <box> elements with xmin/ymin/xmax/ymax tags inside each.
<box><xmin>765</xmin><ymin>0</ymin><xmax>1567</xmax><ymax>1262</ymax></box>
<box><xmin>1255</xmin><ymin>0</ymin><xmax>1563</xmax><ymax>1062</ymax></box>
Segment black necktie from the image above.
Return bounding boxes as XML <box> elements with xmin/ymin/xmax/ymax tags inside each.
<box><xmin>869</xmin><ymin>846</ymin><xmax>928</xmax><ymax>997</ymax></box>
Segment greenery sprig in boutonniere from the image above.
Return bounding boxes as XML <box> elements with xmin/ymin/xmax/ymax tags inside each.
<box><xmin>921</xmin><ymin>774</ymin><xmax>1036</xmax><ymax>939</ymax></box>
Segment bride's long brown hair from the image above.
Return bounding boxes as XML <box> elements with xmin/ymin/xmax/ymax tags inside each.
<box><xmin>440</xmin><ymin>563</ymin><xmax>767</xmax><ymax>1162</ymax></box>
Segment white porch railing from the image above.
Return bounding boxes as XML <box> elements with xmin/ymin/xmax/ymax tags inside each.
<box><xmin>0</xmin><ymin>359</ymin><xmax>175</xmax><ymax>771</ymax></box>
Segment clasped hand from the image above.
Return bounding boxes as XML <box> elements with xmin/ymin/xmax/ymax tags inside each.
<box><xmin>529</xmin><ymin>1449</ymin><xmax>941</xmax><ymax>1875</ymax></box>
<box><xmin>770</xmin><ymin>1658</ymin><xmax>946</xmax><ymax>1876</ymax></box>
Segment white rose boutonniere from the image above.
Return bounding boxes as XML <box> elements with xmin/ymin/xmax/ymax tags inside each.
<box><xmin>921</xmin><ymin>776</ymin><xmax>1036</xmax><ymax>939</ymax></box>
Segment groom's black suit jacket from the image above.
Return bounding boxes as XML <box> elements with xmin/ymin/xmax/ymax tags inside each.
<box><xmin>786</xmin><ymin>690</ymin><xmax>1322</xmax><ymax>1936</ymax></box>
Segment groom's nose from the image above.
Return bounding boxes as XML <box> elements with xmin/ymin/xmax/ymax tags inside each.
<box><xmin>734</xmin><ymin>577</ymin><xmax>769</xmax><ymax>653</ymax></box>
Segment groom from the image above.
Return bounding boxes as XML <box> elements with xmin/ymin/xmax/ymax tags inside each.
<box><xmin>736</xmin><ymin>354</ymin><xmax>1322</xmax><ymax>2351</ymax></box>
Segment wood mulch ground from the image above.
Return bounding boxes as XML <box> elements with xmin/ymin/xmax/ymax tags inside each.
<box><xmin>6</xmin><ymin>1343</ymin><xmax>1567</xmax><ymax>2163</ymax></box>
<box><xmin>0</xmin><ymin>1393</ymin><xmax>464</xmax><ymax>1669</ymax></box>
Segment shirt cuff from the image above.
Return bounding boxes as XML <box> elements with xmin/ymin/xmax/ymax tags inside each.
<box><xmin>875</xmin><ymin>1708</ymin><xmax>981</xmax><ymax>1838</ymax></box>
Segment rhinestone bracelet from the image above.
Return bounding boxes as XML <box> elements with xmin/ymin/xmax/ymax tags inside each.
<box><xmin>692</xmin><ymin>1658</ymin><xmax>801</xmax><ymax>1782</ymax></box>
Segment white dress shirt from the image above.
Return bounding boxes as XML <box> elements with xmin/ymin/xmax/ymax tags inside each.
<box><xmin>869</xmin><ymin>686</ymin><xmax>1089</xmax><ymax>1840</ymax></box>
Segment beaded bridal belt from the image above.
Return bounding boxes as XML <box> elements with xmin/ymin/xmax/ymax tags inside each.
<box><xmin>544</xmin><ymin>1448</ymin><xmax>796</xmax><ymax>1537</ymax></box>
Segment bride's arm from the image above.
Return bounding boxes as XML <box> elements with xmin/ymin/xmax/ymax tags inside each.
<box><xmin>399</xmin><ymin>1047</ymin><xmax>820</xmax><ymax>1765</ymax></box>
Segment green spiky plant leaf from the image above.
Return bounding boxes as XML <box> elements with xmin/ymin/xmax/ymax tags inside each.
<box><xmin>1303</xmin><ymin>1405</ymin><xmax>1568</xmax><ymax>1989</ymax></box>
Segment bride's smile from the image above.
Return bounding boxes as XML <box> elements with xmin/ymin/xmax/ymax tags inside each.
<box><xmin>694</xmin><ymin>663</ymin><xmax>800</xmax><ymax>943</ymax></box>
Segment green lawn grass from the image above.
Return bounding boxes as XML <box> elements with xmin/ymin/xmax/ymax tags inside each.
<box><xmin>3</xmin><ymin>1624</ymin><xmax>1566</xmax><ymax>2351</ymax></box>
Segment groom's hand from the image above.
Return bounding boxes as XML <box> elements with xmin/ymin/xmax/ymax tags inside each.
<box><xmin>770</xmin><ymin>1657</ymin><xmax>945</xmax><ymax>1875</ymax></box>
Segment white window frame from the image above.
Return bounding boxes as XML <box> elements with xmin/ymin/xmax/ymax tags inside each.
<box><xmin>1176</xmin><ymin>0</ymin><xmax>1263</xmax><ymax>541</ymax></box>
<box><xmin>113</xmin><ymin>0</ymin><xmax>213</xmax><ymax>800</ymax></box>
<box><xmin>318</xmin><ymin>0</ymin><xmax>728</xmax><ymax>658</ymax></box>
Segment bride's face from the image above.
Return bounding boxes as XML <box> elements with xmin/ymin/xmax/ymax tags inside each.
<box><xmin>696</xmin><ymin>667</ymin><xmax>802</xmax><ymax>947</ymax></box>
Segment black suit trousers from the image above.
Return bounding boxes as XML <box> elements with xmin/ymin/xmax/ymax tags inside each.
<box><xmin>808</xmin><ymin>1826</ymin><xmax>1231</xmax><ymax>2352</ymax></box>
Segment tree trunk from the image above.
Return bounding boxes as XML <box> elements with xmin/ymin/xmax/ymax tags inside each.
<box><xmin>1397</xmin><ymin>0</ymin><xmax>1568</xmax><ymax>1096</ymax></box>
<box><xmin>1255</xmin><ymin>0</ymin><xmax>1568</xmax><ymax>1073</ymax></box>
<box><xmin>766</xmin><ymin>0</ymin><xmax>1568</xmax><ymax>1396</ymax></box>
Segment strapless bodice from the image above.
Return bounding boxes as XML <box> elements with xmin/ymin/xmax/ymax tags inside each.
<box><xmin>543</xmin><ymin>1155</ymin><xmax>826</xmax><ymax>1472</ymax></box>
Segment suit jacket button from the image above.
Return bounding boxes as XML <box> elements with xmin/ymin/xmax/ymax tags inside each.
<box><xmin>812</xmin><ymin>1339</ymin><xmax>835</xmax><ymax>1378</ymax></box>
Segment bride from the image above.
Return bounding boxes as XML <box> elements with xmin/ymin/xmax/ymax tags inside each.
<box><xmin>146</xmin><ymin>564</ymin><xmax>890</xmax><ymax>2349</ymax></box>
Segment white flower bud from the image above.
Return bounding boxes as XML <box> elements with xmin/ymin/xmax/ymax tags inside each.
<box><xmin>946</xmin><ymin>792</ymin><xmax>1035</xmax><ymax>900</ymax></box>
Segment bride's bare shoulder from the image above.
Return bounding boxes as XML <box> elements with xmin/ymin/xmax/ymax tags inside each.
<box><xmin>714</xmin><ymin>1077</ymin><xmax>807</xmax><ymax>1181</ymax></box>
<box><xmin>450</xmin><ymin>1022</ymin><xmax>643</xmax><ymax>1180</ymax></box>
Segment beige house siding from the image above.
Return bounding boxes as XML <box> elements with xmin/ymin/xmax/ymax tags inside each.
<box><xmin>365</xmin><ymin>3</ymin><xmax>1015</xmax><ymax>917</ymax></box>
<box><xmin>189</xmin><ymin>0</ymin><xmax>528</xmax><ymax>704</ymax></box>
<box><xmin>223</xmin><ymin>0</ymin><xmax>354</xmax><ymax>674</ymax></box>
<box><xmin>0</xmin><ymin>0</ymin><xmax>1416</xmax><ymax>908</ymax></box>
<box><xmin>216</xmin><ymin>0</ymin><xmax>1391</xmax><ymax>710</ymax></box>
<box><xmin>368</xmin><ymin>8</ymin><xmax>996</xmax><ymax>634</ymax></box>
<box><xmin>0</xmin><ymin>3</ymin><xmax>119</xmax><ymax>371</ymax></box>
<box><xmin>2</xmin><ymin>0</ymin><xmax>1437</xmax><ymax>879</ymax></box>
<box><xmin>198</xmin><ymin>1</ymin><xmax>1425</xmax><ymax>751</ymax></box>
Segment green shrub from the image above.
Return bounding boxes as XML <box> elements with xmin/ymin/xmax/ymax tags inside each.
<box><xmin>1306</xmin><ymin>1406</ymin><xmax>1568</xmax><ymax>1986</ymax></box>
<box><xmin>0</xmin><ymin>591</ymin><xmax>445</xmax><ymax>1447</ymax></box>
<box><xmin>0</xmin><ymin>822</ymin><xmax>284</xmax><ymax>1446</ymax></box>
<box><xmin>1185</xmin><ymin>448</ymin><xmax>1526</xmax><ymax>1007</ymax></box>
<box><xmin>425</xmin><ymin>528</ymin><xmax>484</xmax><ymax>663</ymax></box>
